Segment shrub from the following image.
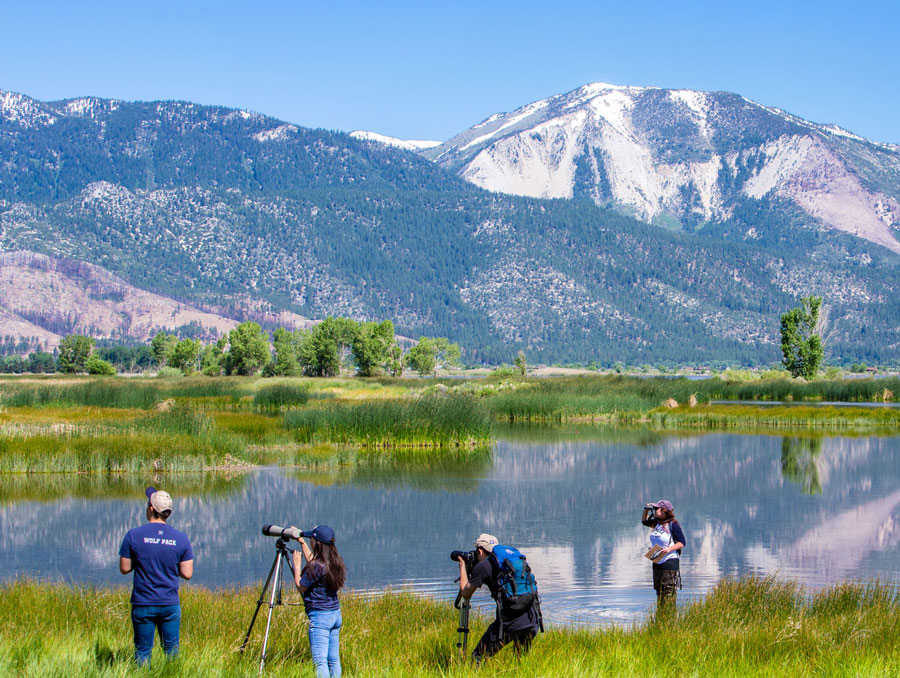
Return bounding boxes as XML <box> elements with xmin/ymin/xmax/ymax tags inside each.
<box><xmin>155</xmin><ymin>366</ymin><xmax>183</xmax><ymax>379</ymax></box>
<box><xmin>84</xmin><ymin>357</ymin><xmax>116</xmax><ymax>376</ymax></box>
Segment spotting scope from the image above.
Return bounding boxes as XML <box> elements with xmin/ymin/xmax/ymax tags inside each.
<box><xmin>262</xmin><ymin>524</ymin><xmax>302</xmax><ymax>539</ymax></box>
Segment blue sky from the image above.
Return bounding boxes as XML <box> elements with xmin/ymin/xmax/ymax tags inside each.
<box><xmin>3</xmin><ymin>1</ymin><xmax>898</xmax><ymax>143</ymax></box>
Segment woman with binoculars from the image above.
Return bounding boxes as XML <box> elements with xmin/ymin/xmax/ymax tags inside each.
<box><xmin>641</xmin><ymin>500</ymin><xmax>686</xmax><ymax>608</ymax></box>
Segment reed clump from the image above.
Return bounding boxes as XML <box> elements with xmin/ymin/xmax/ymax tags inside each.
<box><xmin>1</xmin><ymin>576</ymin><xmax>898</xmax><ymax>676</ymax></box>
<box><xmin>284</xmin><ymin>394</ymin><xmax>492</xmax><ymax>447</ymax></box>
<box><xmin>252</xmin><ymin>383</ymin><xmax>310</xmax><ymax>409</ymax></box>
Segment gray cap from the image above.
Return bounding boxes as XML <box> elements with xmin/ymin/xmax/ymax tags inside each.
<box><xmin>145</xmin><ymin>486</ymin><xmax>173</xmax><ymax>514</ymax></box>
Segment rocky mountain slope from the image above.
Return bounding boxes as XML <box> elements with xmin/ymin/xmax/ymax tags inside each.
<box><xmin>424</xmin><ymin>83</ymin><xmax>900</xmax><ymax>254</ymax></box>
<box><xmin>0</xmin><ymin>251</ymin><xmax>314</xmax><ymax>353</ymax></box>
<box><xmin>1</xmin><ymin>89</ymin><xmax>898</xmax><ymax>364</ymax></box>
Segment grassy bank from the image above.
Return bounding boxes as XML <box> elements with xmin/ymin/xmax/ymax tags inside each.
<box><xmin>1</xmin><ymin>577</ymin><xmax>899</xmax><ymax>676</ymax></box>
<box><xmin>652</xmin><ymin>404</ymin><xmax>900</xmax><ymax>431</ymax></box>
<box><xmin>483</xmin><ymin>375</ymin><xmax>900</xmax><ymax>422</ymax></box>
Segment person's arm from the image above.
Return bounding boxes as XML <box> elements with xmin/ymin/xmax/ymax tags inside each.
<box><xmin>641</xmin><ymin>507</ymin><xmax>657</xmax><ymax>527</ymax></box>
<box><xmin>458</xmin><ymin>558</ymin><xmax>478</xmax><ymax>600</ymax></box>
<box><xmin>665</xmin><ymin>523</ymin><xmax>686</xmax><ymax>553</ymax></box>
<box><xmin>291</xmin><ymin>533</ymin><xmax>314</xmax><ymax>593</ymax></box>
<box><xmin>178</xmin><ymin>559</ymin><xmax>194</xmax><ymax>580</ymax></box>
<box><xmin>118</xmin><ymin>533</ymin><xmax>132</xmax><ymax>574</ymax></box>
<box><xmin>293</xmin><ymin>549</ymin><xmax>308</xmax><ymax>592</ymax></box>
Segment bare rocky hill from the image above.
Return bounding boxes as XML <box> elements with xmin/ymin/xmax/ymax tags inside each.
<box><xmin>0</xmin><ymin>251</ymin><xmax>311</xmax><ymax>352</ymax></box>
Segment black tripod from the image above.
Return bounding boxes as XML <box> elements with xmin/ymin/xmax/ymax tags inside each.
<box><xmin>453</xmin><ymin>590</ymin><xmax>471</xmax><ymax>658</ymax></box>
<box><xmin>240</xmin><ymin>538</ymin><xmax>300</xmax><ymax>675</ymax></box>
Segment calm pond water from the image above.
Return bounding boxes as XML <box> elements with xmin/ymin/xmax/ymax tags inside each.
<box><xmin>2</xmin><ymin>429</ymin><xmax>899</xmax><ymax>626</ymax></box>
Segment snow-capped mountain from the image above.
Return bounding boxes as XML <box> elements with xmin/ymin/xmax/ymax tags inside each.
<box><xmin>3</xmin><ymin>87</ymin><xmax>900</xmax><ymax>364</ymax></box>
<box><xmin>350</xmin><ymin>130</ymin><xmax>440</xmax><ymax>152</ymax></box>
<box><xmin>423</xmin><ymin>83</ymin><xmax>900</xmax><ymax>254</ymax></box>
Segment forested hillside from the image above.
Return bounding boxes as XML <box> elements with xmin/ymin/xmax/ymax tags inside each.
<box><xmin>1</xmin><ymin>90</ymin><xmax>899</xmax><ymax>364</ymax></box>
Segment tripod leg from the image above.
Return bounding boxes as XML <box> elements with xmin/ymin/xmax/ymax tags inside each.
<box><xmin>457</xmin><ymin>598</ymin><xmax>470</xmax><ymax>658</ymax></box>
<box><xmin>240</xmin><ymin>552</ymin><xmax>280</xmax><ymax>653</ymax></box>
<box><xmin>259</xmin><ymin>550</ymin><xmax>284</xmax><ymax>675</ymax></box>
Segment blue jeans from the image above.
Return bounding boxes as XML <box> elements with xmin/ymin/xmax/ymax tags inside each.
<box><xmin>307</xmin><ymin>608</ymin><xmax>342</xmax><ymax>678</ymax></box>
<box><xmin>131</xmin><ymin>604</ymin><xmax>181</xmax><ymax>665</ymax></box>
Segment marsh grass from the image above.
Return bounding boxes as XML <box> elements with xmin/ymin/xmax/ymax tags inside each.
<box><xmin>252</xmin><ymin>383</ymin><xmax>310</xmax><ymax>409</ymax></box>
<box><xmin>2</xmin><ymin>576</ymin><xmax>899</xmax><ymax>677</ymax></box>
<box><xmin>284</xmin><ymin>394</ymin><xmax>493</xmax><ymax>447</ymax></box>
<box><xmin>653</xmin><ymin>405</ymin><xmax>900</xmax><ymax>431</ymax></box>
<box><xmin>211</xmin><ymin>411</ymin><xmax>294</xmax><ymax>445</ymax></box>
<box><xmin>0</xmin><ymin>378</ymin><xmax>254</xmax><ymax>409</ymax></box>
<box><xmin>705</xmin><ymin>377</ymin><xmax>900</xmax><ymax>403</ymax></box>
<box><xmin>0</xmin><ymin>406</ymin><xmax>252</xmax><ymax>472</ymax></box>
<box><xmin>485</xmin><ymin>376</ymin><xmax>704</xmax><ymax>421</ymax></box>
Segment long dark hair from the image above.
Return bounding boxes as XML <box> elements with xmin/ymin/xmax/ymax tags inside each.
<box><xmin>658</xmin><ymin>508</ymin><xmax>678</xmax><ymax>527</ymax></box>
<box><xmin>303</xmin><ymin>541</ymin><xmax>346</xmax><ymax>591</ymax></box>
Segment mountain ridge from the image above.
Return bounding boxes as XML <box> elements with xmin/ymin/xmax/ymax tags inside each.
<box><xmin>419</xmin><ymin>82</ymin><xmax>900</xmax><ymax>255</ymax></box>
<box><xmin>1</xmin><ymin>87</ymin><xmax>899</xmax><ymax>365</ymax></box>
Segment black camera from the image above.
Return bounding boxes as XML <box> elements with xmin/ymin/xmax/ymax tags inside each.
<box><xmin>262</xmin><ymin>524</ymin><xmax>301</xmax><ymax>539</ymax></box>
<box><xmin>450</xmin><ymin>549</ymin><xmax>477</xmax><ymax>575</ymax></box>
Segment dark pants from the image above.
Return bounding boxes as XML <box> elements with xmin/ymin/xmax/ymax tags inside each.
<box><xmin>653</xmin><ymin>568</ymin><xmax>680</xmax><ymax>605</ymax></box>
<box><xmin>472</xmin><ymin>618</ymin><xmax>536</xmax><ymax>663</ymax></box>
<box><xmin>131</xmin><ymin>604</ymin><xmax>181</xmax><ymax>665</ymax></box>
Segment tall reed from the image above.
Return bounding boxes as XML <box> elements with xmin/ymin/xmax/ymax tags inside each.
<box><xmin>0</xmin><ymin>377</ymin><xmax>253</xmax><ymax>409</ymax></box>
<box><xmin>284</xmin><ymin>394</ymin><xmax>492</xmax><ymax>447</ymax></box>
<box><xmin>252</xmin><ymin>383</ymin><xmax>310</xmax><ymax>409</ymax></box>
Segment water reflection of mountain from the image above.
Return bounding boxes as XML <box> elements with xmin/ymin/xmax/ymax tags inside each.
<box><xmin>1</xmin><ymin>433</ymin><xmax>899</xmax><ymax>624</ymax></box>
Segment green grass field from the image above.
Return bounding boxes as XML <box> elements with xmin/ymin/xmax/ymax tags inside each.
<box><xmin>1</xmin><ymin>577</ymin><xmax>898</xmax><ymax>677</ymax></box>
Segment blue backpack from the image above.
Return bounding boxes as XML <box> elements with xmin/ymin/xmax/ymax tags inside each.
<box><xmin>489</xmin><ymin>545</ymin><xmax>539</xmax><ymax>615</ymax></box>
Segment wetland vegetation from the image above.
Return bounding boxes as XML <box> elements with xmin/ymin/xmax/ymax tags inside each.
<box><xmin>1</xmin><ymin>576</ymin><xmax>898</xmax><ymax>677</ymax></box>
<box><xmin>1</xmin><ymin>374</ymin><xmax>899</xmax><ymax>474</ymax></box>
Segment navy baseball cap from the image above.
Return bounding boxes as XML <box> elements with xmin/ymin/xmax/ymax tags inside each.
<box><xmin>301</xmin><ymin>525</ymin><xmax>335</xmax><ymax>544</ymax></box>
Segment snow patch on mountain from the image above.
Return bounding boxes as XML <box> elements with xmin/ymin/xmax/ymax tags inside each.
<box><xmin>349</xmin><ymin>130</ymin><xmax>440</xmax><ymax>151</ymax></box>
<box><xmin>61</xmin><ymin>97</ymin><xmax>121</xmax><ymax>117</ymax></box>
<box><xmin>254</xmin><ymin>124</ymin><xmax>298</xmax><ymax>142</ymax></box>
<box><xmin>0</xmin><ymin>90</ymin><xmax>55</xmax><ymax>126</ymax></box>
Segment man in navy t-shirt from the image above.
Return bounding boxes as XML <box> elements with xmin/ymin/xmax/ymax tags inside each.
<box><xmin>119</xmin><ymin>487</ymin><xmax>194</xmax><ymax>665</ymax></box>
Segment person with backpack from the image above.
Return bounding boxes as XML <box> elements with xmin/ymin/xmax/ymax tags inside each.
<box><xmin>641</xmin><ymin>500</ymin><xmax>686</xmax><ymax>606</ymax></box>
<box><xmin>456</xmin><ymin>533</ymin><xmax>542</xmax><ymax>663</ymax></box>
<box><xmin>290</xmin><ymin>525</ymin><xmax>346</xmax><ymax>678</ymax></box>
